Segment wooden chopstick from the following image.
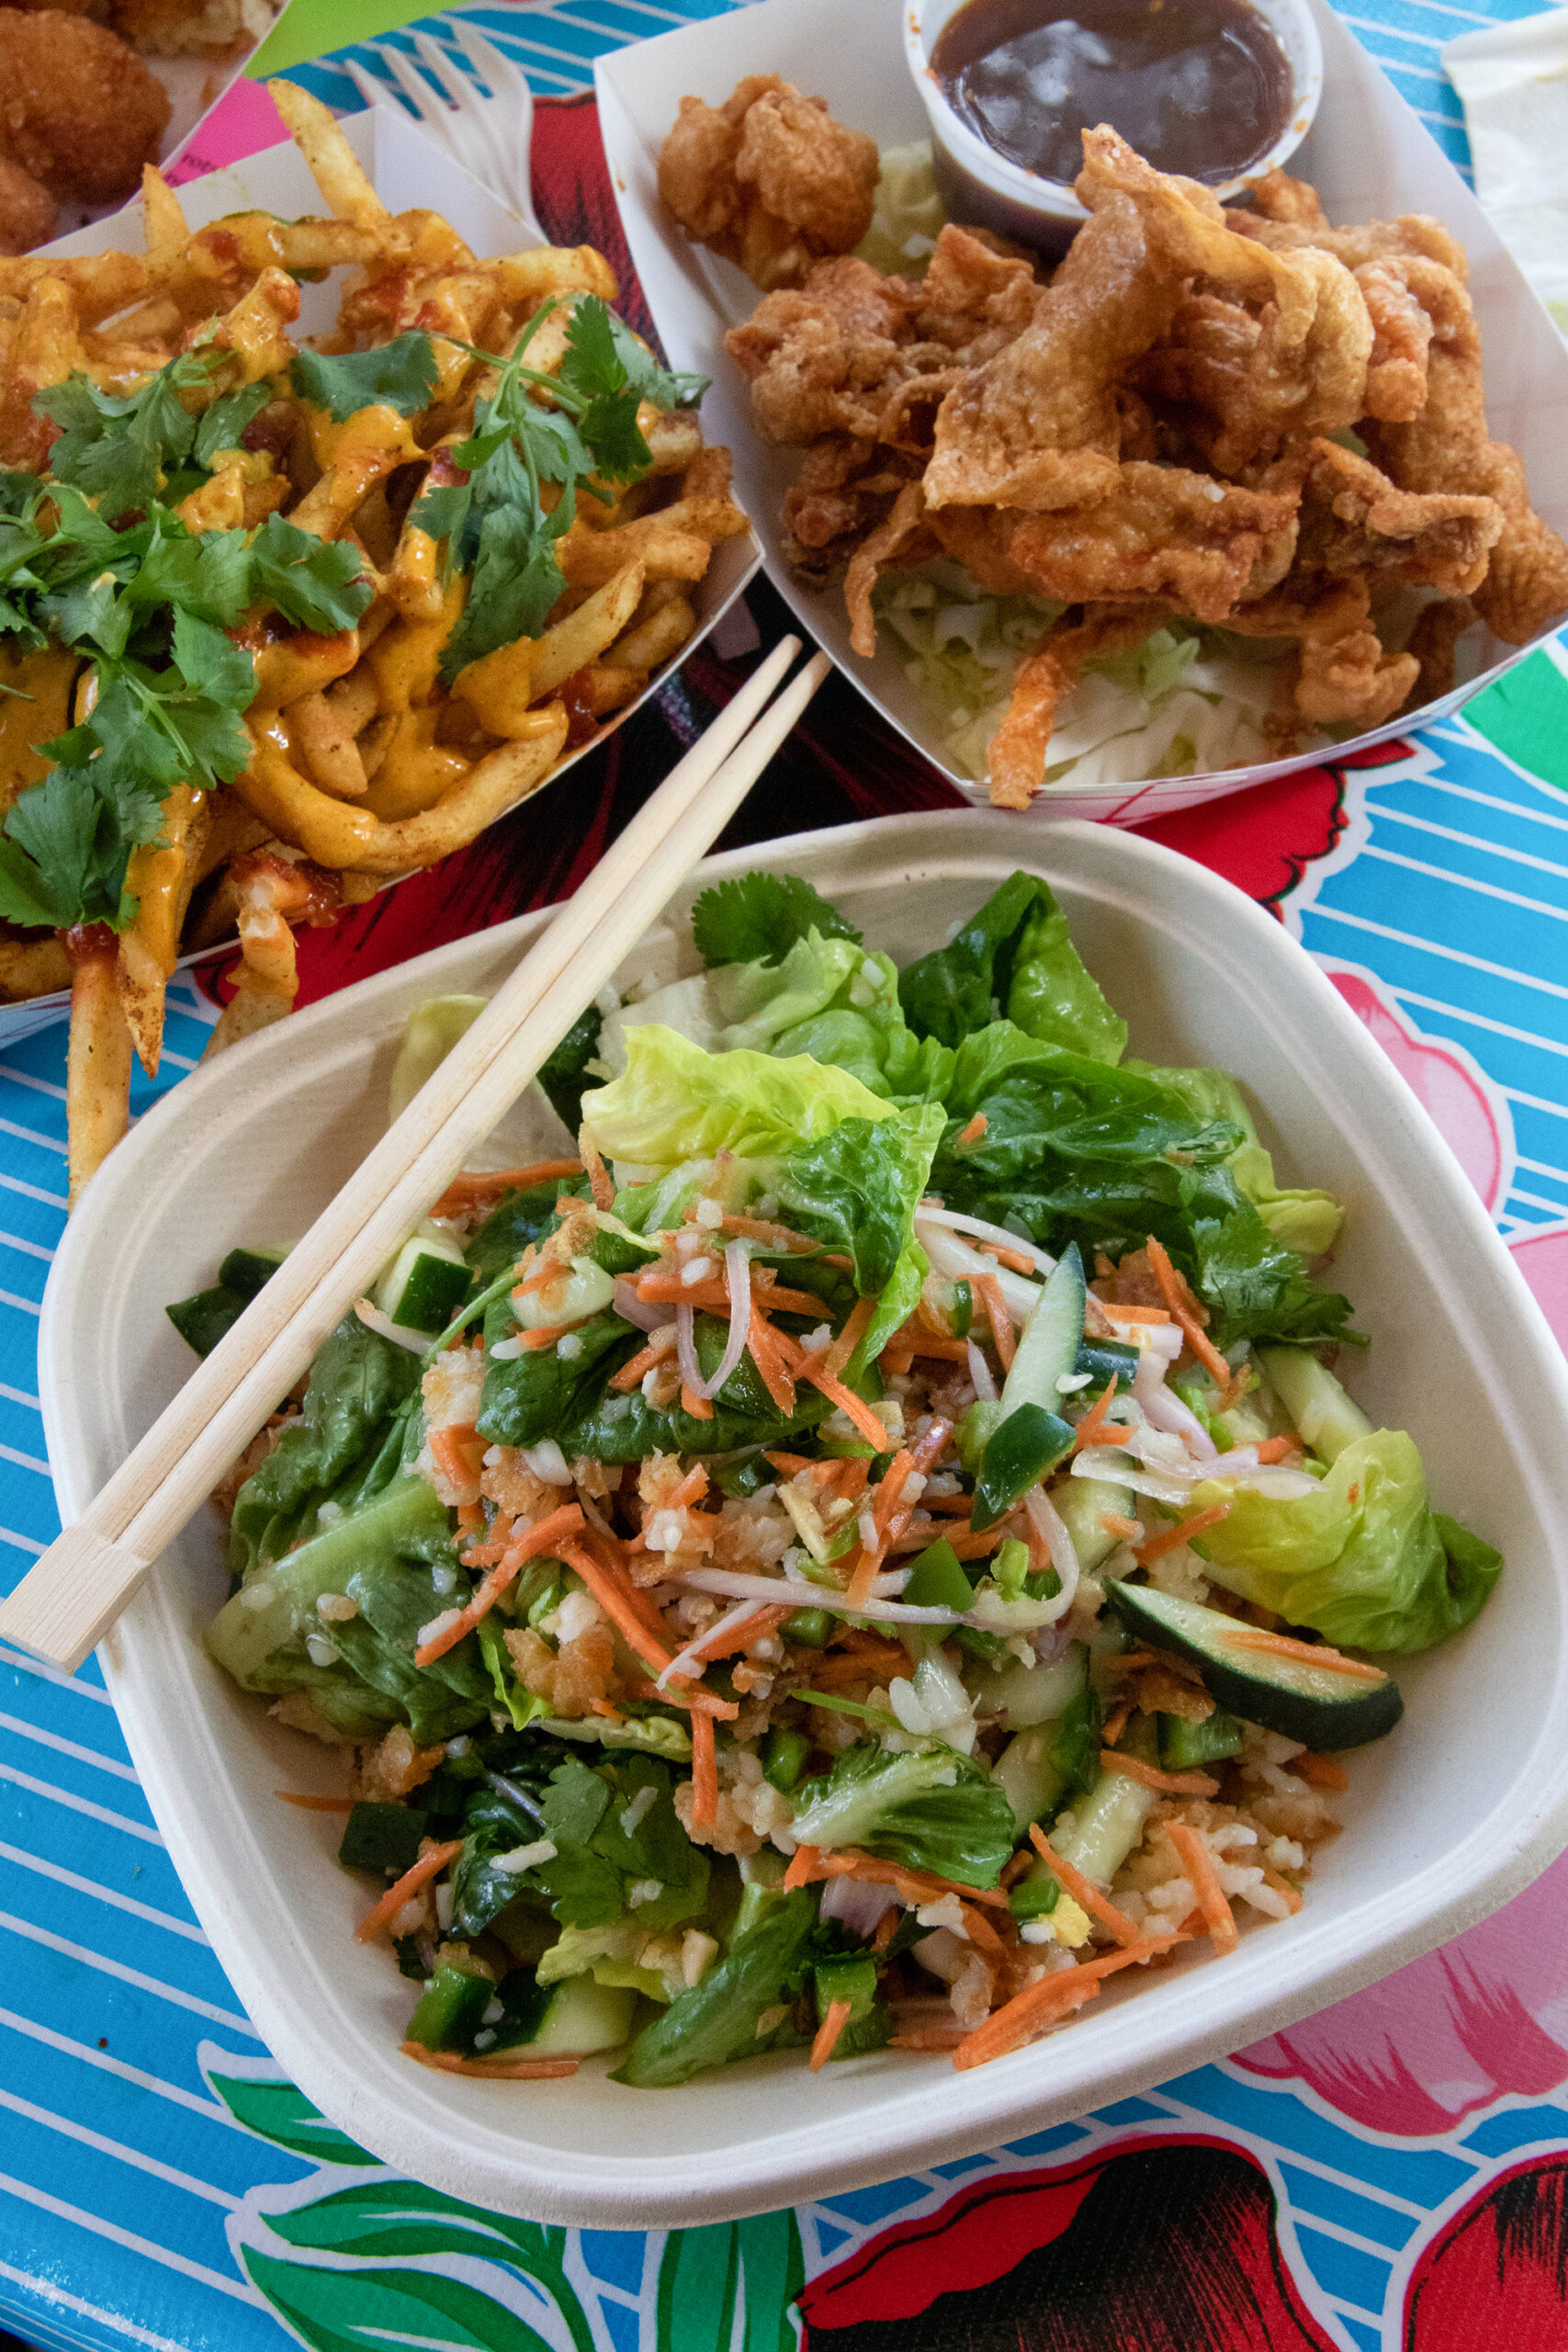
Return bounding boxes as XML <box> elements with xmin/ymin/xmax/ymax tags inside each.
<box><xmin>3</xmin><ymin>639</ymin><xmax>831</xmax><ymax>1673</ymax></box>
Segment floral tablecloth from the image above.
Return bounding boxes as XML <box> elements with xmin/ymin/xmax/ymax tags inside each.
<box><xmin>6</xmin><ymin>5</ymin><xmax>1568</xmax><ymax>2347</ymax></box>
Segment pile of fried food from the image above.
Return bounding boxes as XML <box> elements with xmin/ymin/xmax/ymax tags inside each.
<box><xmin>661</xmin><ymin>82</ymin><xmax>1568</xmax><ymax>804</ymax></box>
<box><xmin>0</xmin><ymin>80</ymin><xmax>747</xmax><ymax>1201</ymax></box>
<box><xmin>0</xmin><ymin>0</ymin><xmax>278</xmax><ymax>257</ymax></box>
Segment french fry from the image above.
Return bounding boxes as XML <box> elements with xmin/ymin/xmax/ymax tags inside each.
<box><xmin>609</xmin><ymin>593</ymin><xmax>697</xmax><ymax>672</ymax></box>
<box><xmin>560</xmin><ymin>525</ymin><xmax>713</xmax><ymax>589</ymax></box>
<box><xmin>266</xmin><ymin>79</ymin><xmax>391</xmax><ymax>232</ymax></box>
<box><xmin>491</xmin><ymin>248</ymin><xmax>618</xmax><ymax>306</ymax></box>
<box><xmin>0</xmin><ymin>277</ymin><xmax>78</xmax><ymax>470</ymax></box>
<box><xmin>1</xmin><ymin>644</ymin><xmax>77</xmax><ymax>810</ymax></box>
<box><xmin>577</xmin><ymin>662</ymin><xmax>648</xmax><ymax>715</ymax></box>
<box><xmin>450</xmin><ymin>635</ymin><xmax>533</xmax><ymax>738</ymax></box>
<box><xmin>385</xmin><ymin>520</ymin><xmax>445</xmax><ymax>621</ymax></box>
<box><xmin>209</xmin><ymin>266</ymin><xmax>302</xmax><ymax>386</ymax></box>
<box><xmin>200</xmin><ymin>854</ymin><xmax>312</xmax><ymax>1060</ymax></box>
<box><xmin>288</xmin><ymin>405</ymin><xmax>423</xmax><ymax>538</ymax></box>
<box><xmin>65</xmin><ymin>937</ymin><xmax>132</xmax><ymax>1209</ymax></box>
<box><xmin>643</xmin><ymin>409</ymin><xmax>705</xmax><ymax>475</ymax></box>
<box><xmin>176</xmin><ymin>463</ymin><xmax>248</xmax><ymax>535</ymax></box>
<box><xmin>352</xmin><ymin>708</ymin><xmax>569</xmax><ymax>873</ymax></box>
<box><xmin>526</xmin><ymin>561</ymin><xmax>647</xmax><ymax>700</ymax></box>
<box><xmin>290</xmin><ymin>687</ymin><xmax>370</xmax><ymax>799</ymax></box>
<box><xmin>117</xmin><ymin>785</ymin><xmax>211</xmax><ymax>1076</ymax></box>
<box><xmin>140</xmin><ymin>165</ymin><xmax>188</xmax><ymax>273</ymax></box>
<box><xmin>360</xmin><ymin>709</ymin><xmax>468</xmax><ymax>822</ymax></box>
<box><xmin>0</xmin><ymin>940</ymin><xmax>70</xmax><ymax>1001</ymax></box>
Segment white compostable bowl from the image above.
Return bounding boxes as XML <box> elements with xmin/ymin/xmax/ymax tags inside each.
<box><xmin>905</xmin><ymin>0</ymin><xmax>1325</xmax><ymax>254</ymax></box>
<box><xmin>39</xmin><ymin>808</ymin><xmax>1568</xmax><ymax>2226</ymax></box>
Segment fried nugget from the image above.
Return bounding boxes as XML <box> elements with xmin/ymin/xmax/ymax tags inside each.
<box><xmin>1003</xmin><ymin>460</ymin><xmax>1303</xmax><ymax>622</ymax></box>
<box><xmin>659</xmin><ymin>74</ymin><xmax>879</xmax><ymax>292</ymax></box>
<box><xmin>1224</xmin><ymin>578</ymin><xmax>1417</xmax><ymax>729</ymax></box>
<box><xmin>0</xmin><ymin>11</ymin><xmax>170</xmax><ymax>204</ymax></box>
<box><xmin>1361</xmin><ymin>257</ymin><xmax>1568</xmax><ymax>644</ymax></box>
<box><xmin>1299</xmin><ymin>436</ymin><xmax>1501</xmax><ymax>595</ymax></box>
<box><xmin>988</xmin><ymin>605</ymin><xmax>1177</xmax><ymax>808</ymax></box>
<box><xmin>0</xmin><ymin>152</ymin><xmax>53</xmax><ymax>255</ymax></box>
<box><xmin>924</xmin><ymin>189</ymin><xmax>1175</xmax><ymax>514</ymax></box>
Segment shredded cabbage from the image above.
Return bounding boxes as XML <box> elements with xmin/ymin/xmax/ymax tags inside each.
<box><xmin>855</xmin><ymin>141</ymin><xmax>948</xmax><ymax>277</ymax></box>
<box><xmin>875</xmin><ymin>563</ymin><xmax>1327</xmax><ymax>793</ymax></box>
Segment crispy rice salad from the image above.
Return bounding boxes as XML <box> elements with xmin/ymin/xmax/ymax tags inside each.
<box><xmin>175</xmin><ymin>871</ymin><xmax>1503</xmax><ymax>2085</ymax></box>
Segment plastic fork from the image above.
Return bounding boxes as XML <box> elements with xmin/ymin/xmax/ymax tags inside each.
<box><xmin>341</xmin><ymin>14</ymin><xmax>542</xmax><ymax>239</ymax></box>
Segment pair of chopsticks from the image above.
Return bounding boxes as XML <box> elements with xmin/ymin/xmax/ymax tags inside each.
<box><xmin>1</xmin><ymin>637</ymin><xmax>832</xmax><ymax>1675</ymax></box>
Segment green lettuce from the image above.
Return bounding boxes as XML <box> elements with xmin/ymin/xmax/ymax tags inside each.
<box><xmin>1191</xmin><ymin>1430</ymin><xmax>1503</xmax><ymax>1651</ymax></box>
<box><xmin>775</xmin><ymin>1107</ymin><xmax>944</xmax><ymax>1294</ymax></box>
<box><xmin>614</xmin><ymin>1890</ymin><xmax>819</xmax><ymax>2086</ymax></box>
<box><xmin>899</xmin><ymin>871</ymin><xmax>1127</xmax><ymax>1063</ymax></box>
<box><xmin>1136</xmin><ymin>1061</ymin><xmax>1344</xmax><ymax>1257</ymax></box>
<box><xmin>787</xmin><ymin>1742</ymin><xmax>1016</xmax><ymax>1888</ymax></box>
<box><xmin>581</xmin><ymin>1025</ymin><xmax>896</xmax><ymax>1168</ymax></box>
<box><xmin>227</xmin><ymin>1315</ymin><xmax>423</xmax><ymax>1573</ymax></box>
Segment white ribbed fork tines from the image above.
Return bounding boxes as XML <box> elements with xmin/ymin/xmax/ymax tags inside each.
<box><xmin>342</xmin><ymin>14</ymin><xmax>541</xmax><ymax>237</ymax></box>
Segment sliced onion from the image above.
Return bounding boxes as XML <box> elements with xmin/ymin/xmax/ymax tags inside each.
<box><xmin>1022</xmin><ymin>1486</ymin><xmax>1079</xmax><ymax>1623</ymax></box>
<box><xmin>659</xmin><ymin>1594</ymin><xmax>760</xmax><ymax>1689</ymax></box>
<box><xmin>682</xmin><ymin>1566</ymin><xmax>962</xmax><ymax>1625</ymax></box>
<box><xmin>1071</xmin><ymin>1449</ymin><xmax>1191</xmax><ymax>1507</ymax></box>
<box><xmin>690</xmin><ymin>1238</ymin><xmax>750</xmax><ymax>1401</ymax></box>
<box><xmin>675</xmin><ymin>1303</ymin><xmax>703</xmax><ymax>1396</ymax></box>
<box><xmin>915</xmin><ymin>1218</ymin><xmax>1042</xmax><ymax>1326</ymax></box>
<box><xmin>819</xmin><ymin>1876</ymin><xmax>897</xmax><ymax>1938</ymax></box>
<box><xmin>354</xmin><ymin>1297</ymin><xmax>427</xmax><ymax>1353</ymax></box>
<box><xmin>967</xmin><ymin>1339</ymin><xmax>998</xmax><ymax>1402</ymax></box>
<box><xmin>613</xmin><ymin>1276</ymin><xmax>665</xmax><ymax>1334</ymax></box>
<box><xmin>916</xmin><ymin>1204</ymin><xmax>1056</xmax><ymax>1275</ymax></box>
<box><xmin>1134</xmin><ymin>1348</ymin><xmax>1217</xmax><ymax>1459</ymax></box>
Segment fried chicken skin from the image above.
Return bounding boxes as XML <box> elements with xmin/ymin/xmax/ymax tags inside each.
<box><xmin>659</xmin><ymin>74</ymin><xmax>879</xmax><ymax>292</ymax></box>
<box><xmin>0</xmin><ymin>11</ymin><xmax>170</xmax><ymax>205</ymax></box>
<box><xmin>0</xmin><ymin>151</ymin><xmax>53</xmax><ymax>255</ymax></box>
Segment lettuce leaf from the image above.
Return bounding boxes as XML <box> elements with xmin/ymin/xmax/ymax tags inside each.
<box><xmin>899</xmin><ymin>872</ymin><xmax>1126</xmax><ymax>1063</ymax></box>
<box><xmin>788</xmin><ymin>1743</ymin><xmax>1016</xmax><ymax>1889</ymax></box>
<box><xmin>1134</xmin><ymin>1060</ymin><xmax>1344</xmax><ymax>1257</ymax></box>
<box><xmin>775</xmin><ymin>1107</ymin><xmax>944</xmax><ymax>1294</ymax></box>
<box><xmin>581</xmin><ymin>1024</ymin><xmax>896</xmax><ymax>1168</ymax></box>
<box><xmin>1191</xmin><ymin>1430</ymin><xmax>1503</xmax><ymax>1651</ymax></box>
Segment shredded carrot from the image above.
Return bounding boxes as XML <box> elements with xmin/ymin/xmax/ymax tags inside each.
<box><xmin>1163</xmin><ymin>1820</ymin><xmax>1238</xmax><ymax>1956</ymax></box>
<box><xmin>274</xmin><ymin>1792</ymin><xmax>354</xmax><ymax>1811</ymax></box>
<box><xmin>789</xmin><ymin>1341</ymin><xmax>888</xmax><ymax>1449</ymax></box>
<box><xmin>809</xmin><ymin>1998</ymin><xmax>852</xmax><ymax>2072</ymax></box>
<box><xmin>637</xmin><ymin>1277</ymin><xmax>825</xmax><ymax>1314</ymax></box>
<box><xmin>973</xmin><ymin>1272</ymin><xmax>1016</xmax><ymax>1373</ymax></box>
<box><xmin>748</xmin><ymin>1306</ymin><xmax>799</xmax><ymax>1417</ymax></box>
<box><xmin>428</xmin><ymin>1159</ymin><xmax>581</xmax><ymax>1216</ymax></box>
<box><xmin>1220</xmin><ymin>1626</ymin><xmax>1388</xmax><ymax>1682</ymax></box>
<box><xmin>690</xmin><ymin>1708</ymin><xmax>717</xmax><ymax>1829</ymax></box>
<box><xmin>953</xmin><ymin>1112</ymin><xmax>987</xmax><ymax>1149</ymax></box>
<box><xmin>690</xmin><ymin>1602</ymin><xmax>790</xmax><ymax>1662</ymax></box>
<box><xmin>580</xmin><ymin>1131</ymin><xmax>614</xmax><ymax>1211</ymax></box>
<box><xmin>953</xmin><ymin>1930</ymin><xmax>1189</xmax><ymax>2070</ymax></box>
<box><xmin>842</xmin><ymin>1420</ymin><xmax>954</xmax><ymax>1607</ymax></box>
<box><xmin>1145</xmin><ymin>1235</ymin><xmax>1235</xmax><ymax>1389</ymax></box>
<box><xmin>459</xmin><ymin>1510</ymin><xmax>516</xmax><ymax>1567</ymax></box>
<box><xmin>800</xmin><ymin>1845</ymin><xmax>1009</xmax><ymax>1909</ymax></box>
<box><xmin>680</xmin><ymin>1382</ymin><xmax>715</xmax><ymax>1421</ymax></box>
<box><xmin>456</xmin><ymin>1501</ymin><xmax>484</xmax><ymax>1537</ymax></box>
<box><xmin>959</xmin><ymin>1903</ymin><xmax>1009</xmax><ymax>1963</ymax></box>
<box><xmin>609</xmin><ymin>1336</ymin><xmax>676</xmax><ymax>1394</ymax></box>
<box><xmin>1098</xmin><ymin>1301</ymin><xmax>1171</xmax><ymax>1326</ymax></box>
<box><xmin>512</xmin><ymin>1256</ymin><xmax>566</xmax><ymax>1299</ymax></box>
<box><xmin>981</xmin><ymin>1240</ymin><xmax>1036</xmax><ymax>1275</ymax></box>
<box><xmin>559</xmin><ymin>1540</ymin><xmax>677</xmax><ymax>1674</ymax></box>
<box><xmin>1100</xmin><ymin>1511</ymin><xmax>1144</xmax><ymax>1541</ymax></box>
<box><xmin>1100</xmin><ymin>1751</ymin><xmax>1220</xmax><ymax>1798</ymax></box>
<box><xmin>801</xmin><ymin>1643</ymin><xmax>912</xmax><ymax>1688</ymax></box>
<box><xmin>1293</xmin><ymin>1749</ymin><xmax>1351</xmax><ymax>1792</ymax></box>
<box><xmin>400</xmin><ymin>2042</ymin><xmax>580</xmax><ymax>2080</ymax></box>
<box><xmin>355</xmin><ymin>1839</ymin><xmax>463</xmax><ymax>1944</ymax></box>
<box><xmin>1101</xmin><ymin>1700</ymin><xmax>1132</xmax><ymax>1747</ymax></box>
<box><xmin>873</xmin><ymin>1905</ymin><xmax>900</xmax><ymax>1951</ymax></box>
<box><xmin>428</xmin><ymin>1424</ymin><xmax>483</xmax><ymax>1487</ymax></box>
<box><xmin>422</xmin><ymin>1503</ymin><xmax>586</xmax><ymax>1662</ymax></box>
<box><xmin>666</xmin><ymin>1464</ymin><xmax>710</xmax><ymax>1512</ymax></box>
<box><xmin>784</xmin><ymin>1843</ymin><xmax>821</xmax><ymax>1891</ymax></box>
<box><xmin>1027</xmin><ymin>1823</ymin><xmax>1143</xmax><ymax>1947</ymax></box>
<box><xmin>824</xmin><ymin>1295</ymin><xmax>876</xmax><ymax>1381</ymax></box>
<box><xmin>1071</xmin><ymin>1376</ymin><xmax>1120</xmax><ymax>1453</ymax></box>
<box><xmin>1259</xmin><ymin>1863</ymin><xmax>1304</xmax><ymax>1914</ymax></box>
<box><xmin>522</xmin><ymin>1319</ymin><xmax>588</xmax><ymax>1351</ymax></box>
<box><xmin>1135</xmin><ymin>1501</ymin><xmax>1230</xmax><ymax>1566</ymax></box>
<box><xmin>890</xmin><ymin>2026</ymin><xmax>967</xmax><ymax>2050</ymax></box>
<box><xmin>1254</xmin><ymin>1436</ymin><xmax>1298</xmax><ymax>1464</ymax></box>
<box><xmin>626</xmin><ymin>1679</ymin><xmax>739</xmax><ymax>1721</ymax></box>
<box><xmin>885</xmin><ymin>1328</ymin><xmax>971</xmax><ymax>1363</ymax></box>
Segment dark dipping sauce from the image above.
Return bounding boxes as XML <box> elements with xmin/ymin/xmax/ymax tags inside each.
<box><xmin>931</xmin><ymin>0</ymin><xmax>1295</xmax><ymax>187</ymax></box>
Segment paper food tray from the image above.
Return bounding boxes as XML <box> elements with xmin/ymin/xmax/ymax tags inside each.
<box><xmin>0</xmin><ymin>107</ymin><xmax>759</xmax><ymax>1045</ymax></box>
<box><xmin>39</xmin><ymin>808</ymin><xmax>1568</xmax><ymax>2224</ymax></box>
<box><xmin>595</xmin><ymin>0</ymin><xmax>1568</xmax><ymax>822</ymax></box>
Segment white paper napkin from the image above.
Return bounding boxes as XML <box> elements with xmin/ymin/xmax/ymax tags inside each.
<box><xmin>1444</xmin><ymin>7</ymin><xmax>1568</xmax><ymax>337</ymax></box>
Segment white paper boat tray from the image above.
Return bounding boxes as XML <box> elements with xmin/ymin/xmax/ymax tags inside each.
<box><xmin>38</xmin><ymin>808</ymin><xmax>1568</xmax><ymax>2226</ymax></box>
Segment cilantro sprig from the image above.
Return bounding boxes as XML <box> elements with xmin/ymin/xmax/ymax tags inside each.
<box><xmin>410</xmin><ymin>296</ymin><xmax>708</xmax><ymax>683</ymax></box>
<box><xmin>0</xmin><ymin>461</ymin><xmax>371</xmax><ymax>934</ymax></box>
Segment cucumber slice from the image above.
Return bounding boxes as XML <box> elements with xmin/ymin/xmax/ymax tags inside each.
<box><xmin>1073</xmin><ymin>1337</ymin><xmax>1140</xmax><ymax>1396</ymax></box>
<box><xmin>220</xmin><ymin>1246</ymin><xmax>288</xmax><ymax>1299</ymax></box>
<box><xmin>1258</xmin><ymin>1348</ymin><xmax>1372</xmax><ymax>1464</ymax></box>
<box><xmin>502</xmin><ymin>1973</ymin><xmax>636</xmax><ymax>2056</ymax></box>
<box><xmin>972</xmin><ymin>1401</ymin><xmax>1074</xmax><ymax>1530</ymax></box>
<box><xmin>376</xmin><ymin>1228</ymin><xmax>471</xmax><ymax>1332</ymax></box>
<box><xmin>1053</xmin><ymin>1473</ymin><xmax>1134</xmax><ymax>1573</ymax></box>
<box><xmin>407</xmin><ymin>1955</ymin><xmax>494</xmax><ymax>2052</ymax></box>
<box><xmin>1053</xmin><ymin>1759</ymin><xmax>1155</xmax><ymax>1884</ymax></box>
<box><xmin>1002</xmin><ymin>1242</ymin><xmax>1087</xmax><ymax>1417</ymax></box>
<box><xmin>167</xmin><ymin>1247</ymin><xmax>287</xmax><ymax>1357</ymax></box>
<box><xmin>1107</xmin><ymin>1581</ymin><xmax>1403</xmax><ymax>1749</ymax></box>
<box><xmin>970</xmin><ymin>1641</ymin><xmax>1087</xmax><ymax>1729</ymax></box>
<box><xmin>1159</xmin><ymin>1710</ymin><xmax>1243</xmax><ymax>1771</ymax></box>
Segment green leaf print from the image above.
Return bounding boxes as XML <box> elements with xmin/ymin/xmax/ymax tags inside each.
<box><xmin>207</xmin><ymin>2073</ymin><xmax>375</xmax><ymax>2167</ymax></box>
